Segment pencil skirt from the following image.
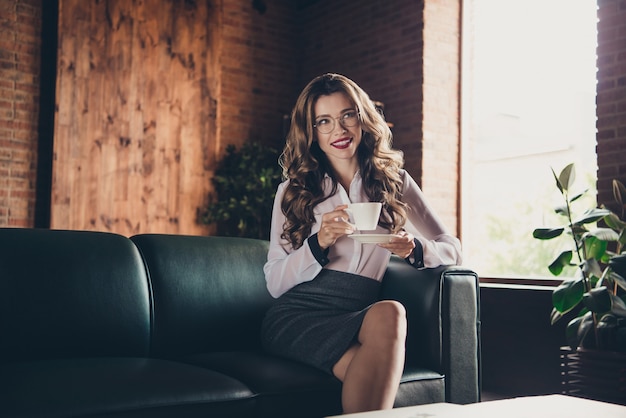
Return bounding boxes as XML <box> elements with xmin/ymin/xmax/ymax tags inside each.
<box><xmin>260</xmin><ymin>269</ymin><xmax>381</xmax><ymax>375</ymax></box>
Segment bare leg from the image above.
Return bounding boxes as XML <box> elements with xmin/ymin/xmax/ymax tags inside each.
<box><xmin>332</xmin><ymin>300</ymin><xmax>407</xmax><ymax>413</ymax></box>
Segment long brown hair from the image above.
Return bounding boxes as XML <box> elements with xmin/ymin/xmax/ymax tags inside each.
<box><xmin>280</xmin><ymin>73</ymin><xmax>407</xmax><ymax>249</ymax></box>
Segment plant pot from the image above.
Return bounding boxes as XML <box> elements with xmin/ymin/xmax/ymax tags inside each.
<box><xmin>560</xmin><ymin>346</ymin><xmax>626</xmax><ymax>405</ymax></box>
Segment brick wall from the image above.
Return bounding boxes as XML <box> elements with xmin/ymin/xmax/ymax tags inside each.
<box><xmin>218</xmin><ymin>1</ymin><xmax>299</xmax><ymax>153</ymax></box>
<box><xmin>596</xmin><ymin>0</ymin><xmax>626</xmax><ymax>211</ymax></box>
<box><xmin>421</xmin><ymin>0</ymin><xmax>461</xmax><ymax>230</ymax></box>
<box><xmin>0</xmin><ymin>0</ymin><xmax>41</xmax><ymax>227</ymax></box>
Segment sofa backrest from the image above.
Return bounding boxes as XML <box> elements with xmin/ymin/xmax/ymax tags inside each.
<box><xmin>381</xmin><ymin>257</ymin><xmax>444</xmax><ymax>371</ymax></box>
<box><xmin>130</xmin><ymin>234</ymin><xmax>273</xmax><ymax>358</ymax></box>
<box><xmin>0</xmin><ymin>228</ymin><xmax>151</xmax><ymax>363</ymax></box>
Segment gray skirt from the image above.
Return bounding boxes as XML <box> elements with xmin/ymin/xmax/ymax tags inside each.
<box><xmin>261</xmin><ymin>269</ymin><xmax>381</xmax><ymax>375</ymax></box>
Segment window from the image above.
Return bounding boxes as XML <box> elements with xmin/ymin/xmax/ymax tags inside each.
<box><xmin>461</xmin><ymin>0</ymin><xmax>598</xmax><ymax>279</ymax></box>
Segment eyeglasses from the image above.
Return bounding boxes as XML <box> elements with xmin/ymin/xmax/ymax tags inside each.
<box><xmin>313</xmin><ymin>110</ymin><xmax>359</xmax><ymax>134</ymax></box>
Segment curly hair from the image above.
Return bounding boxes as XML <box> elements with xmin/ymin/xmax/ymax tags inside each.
<box><xmin>280</xmin><ymin>73</ymin><xmax>408</xmax><ymax>249</ymax></box>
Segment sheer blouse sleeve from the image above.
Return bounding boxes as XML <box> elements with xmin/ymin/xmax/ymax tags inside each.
<box><xmin>400</xmin><ymin>170</ymin><xmax>463</xmax><ymax>267</ymax></box>
<box><xmin>263</xmin><ymin>182</ymin><xmax>325</xmax><ymax>298</ymax></box>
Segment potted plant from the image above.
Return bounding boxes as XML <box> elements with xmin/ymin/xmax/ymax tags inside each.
<box><xmin>198</xmin><ymin>141</ymin><xmax>282</xmax><ymax>240</ymax></box>
<box><xmin>532</xmin><ymin>163</ymin><xmax>626</xmax><ymax>403</ymax></box>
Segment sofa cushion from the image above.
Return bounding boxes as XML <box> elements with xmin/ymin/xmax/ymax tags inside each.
<box><xmin>183</xmin><ymin>351</ymin><xmax>343</xmax><ymax>418</ymax></box>
<box><xmin>395</xmin><ymin>366</ymin><xmax>445</xmax><ymax>407</ymax></box>
<box><xmin>0</xmin><ymin>357</ymin><xmax>255</xmax><ymax>418</ymax></box>
<box><xmin>0</xmin><ymin>228</ymin><xmax>151</xmax><ymax>362</ymax></box>
<box><xmin>130</xmin><ymin>234</ymin><xmax>274</xmax><ymax>357</ymax></box>
<box><xmin>183</xmin><ymin>352</ymin><xmax>446</xmax><ymax>415</ymax></box>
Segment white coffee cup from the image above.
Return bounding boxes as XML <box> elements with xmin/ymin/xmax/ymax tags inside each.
<box><xmin>346</xmin><ymin>202</ymin><xmax>382</xmax><ymax>230</ymax></box>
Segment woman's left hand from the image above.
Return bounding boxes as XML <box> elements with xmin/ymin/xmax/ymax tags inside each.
<box><xmin>378</xmin><ymin>230</ymin><xmax>415</xmax><ymax>259</ymax></box>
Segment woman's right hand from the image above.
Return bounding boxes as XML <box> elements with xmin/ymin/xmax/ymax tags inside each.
<box><xmin>317</xmin><ymin>205</ymin><xmax>354</xmax><ymax>250</ymax></box>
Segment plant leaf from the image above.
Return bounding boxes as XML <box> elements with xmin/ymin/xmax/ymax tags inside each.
<box><xmin>550</xmin><ymin>307</ymin><xmax>563</xmax><ymax>325</ymax></box>
<box><xmin>569</xmin><ymin>190</ymin><xmax>586</xmax><ymax>203</ymax></box>
<box><xmin>597</xmin><ymin>314</ymin><xmax>617</xmax><ymax>329</ymax></box>
<box><xmin>583</xmin><ymin>235</ymin><xmax>608</xmax><ymax>260</ymax></box>
<box><xmin>558</xmin><ymin>163</ymin><xmax>575</xmax><ymax>192</ymax></box>
<box><xmin>609</xmin><ymin>253</ymin><xmax>626</xmax><ymax>278</ymax></box>
<box><xmin>586</xmin><ymin>227</ymin><xmax>620</xmax><ymax>242</ymax></box>
<box><xmin>577</xmin><ymin>312</ymin><xmax>595</xmax><ymax>349</ymax></box>
<box><xmin>610</xmin><ymin>292</ymin><xmax>626</xmax><ymax>317</ymax></box>
<box><xmin>549</xmin><ymin>251</ymin><xmax>573</xmax><ymax>276</ymax></box>
<box><xmin>619</xmin><ymin>230</ymin><xmax>626</xmax><ymax>247</ymax></box>
<box><xmin>582</xmin><ymin>287</ymin><xmax>612</xmax><ymax>313</ymax></box>
<box><xmin>603</xmin><ymin>212</ymin><xmax>626</xmax><ymax>231</ymax></box>
<box><xmin>570</xmin><ymin>224</ymin><xmax>588</xmax><ymax>236</ymax></box>
<box><xmin>573</xmin><ymin>208</ymin><xmax>611</xmax><ymax>225</ymax></box>
<box><xmin>554</xmin><ymin>205</ymin><xmax>569</xmax><ymax>217</ymax></box>
<box><xmin>565</xmin><ymin>316</ymin><xmax>581</xmax><ymax>349</ymax></box>
<box><xmin>566</xmin><ymin>313</ymin><xmax>593</xmax><ymax>350</ymax></box>
<box><xmin>581</xmin><ymin>258</ymin><xmax>604</xmax><ymax>281</ymax></box>
<box><xmin>609</xmin><ymin>272</ymin><xmax>626</xmax><ymax>292</ymax></box>
<box><xmin>613</xmin><ymin>179</ymin><xmax>626</xmax><ymax>207</ymax></box>
<box><xmin>553</xmin><ymin>277</ymin><xmax>584</xmax><ymax>313</ymax></box>
<box><xmin>533</xmin><ymin>228</ymin><xmax>564</xmax><ymax>240</ymax></box>
<box><xmin>551</xmin><ymin>167</ymin><xmax>563</xmax><ymax>193</ymax></box>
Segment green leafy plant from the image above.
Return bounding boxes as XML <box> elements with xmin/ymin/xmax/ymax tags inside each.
<box><xmin>533</xmin><ymin>163</ymin><xmax>626</xmax><ymax>351</ymax></box>
<box><xmin>199</xmin><ymin>141</ymin><xmax>282</xmax><ymax>240</ymax></box>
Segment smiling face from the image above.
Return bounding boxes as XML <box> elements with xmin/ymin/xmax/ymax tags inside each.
<box><xmin>313</xmin><ymin>92</ymin><xmax>362</xmax><ymax>173</ymax></box>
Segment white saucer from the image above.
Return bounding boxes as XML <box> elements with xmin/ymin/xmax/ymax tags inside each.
<box><xmin>348</xmin><ymin>234</ymin><xmax>398</xmax><ymax>244</ymax></box>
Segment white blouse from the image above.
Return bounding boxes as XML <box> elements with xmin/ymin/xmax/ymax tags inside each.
<box><xmin>263</xmin><ymin>169</ymin><xmax>462</xmax><ymax>298</ymax></box>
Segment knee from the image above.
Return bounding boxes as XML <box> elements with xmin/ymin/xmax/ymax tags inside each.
<box><xmin>379</xmin><ymin>300</ymin><xmax>407</xmax><ymax>336</ymax></box>
<box><xmin>363</xmin><ymin>300</ymin><xmax>407</xmax><ymax>343</ymax></box>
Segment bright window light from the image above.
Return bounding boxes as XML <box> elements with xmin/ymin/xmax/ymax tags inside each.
<box><xmin>461</xmin><ymin>0</ymin><xmax>598</xmax><ymax>279</ymax></box>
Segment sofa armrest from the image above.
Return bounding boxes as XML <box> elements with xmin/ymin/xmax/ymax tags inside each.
<box><xmin>380</xmin><ymin>259</ymin><xmax>481</xmax><ymax>404</ymax></box>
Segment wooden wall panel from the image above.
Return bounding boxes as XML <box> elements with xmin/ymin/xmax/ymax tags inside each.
<box><xmin>52</xmin><ymin>0</ymin><xmax>219</xmax><ymax>235</ymax></box>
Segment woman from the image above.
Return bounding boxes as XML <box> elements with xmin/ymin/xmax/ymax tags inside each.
<box><xmin>261</xmin><ymin>73</ymin><xmax>462</xmax><ymax>413</ymax></box>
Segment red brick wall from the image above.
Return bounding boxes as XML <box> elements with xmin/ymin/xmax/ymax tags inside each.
<box><xmin>219</xmin><ymin>1</ymin><xmax>299</xmax><ymax>152</ymax></box>
<box><xmin>0</xmin><ymin>0</ymin><xmax>41</xmax><ymax>227</ymax></box>
<box><xmin>596</xmin><ymin>0</ymin><xmax>626</xmax><ymax>211</ymax></box>
<box><xmin>421</xmin><ymin>0</ymin><xmax>461</xmax><ymax>230</ymax></box>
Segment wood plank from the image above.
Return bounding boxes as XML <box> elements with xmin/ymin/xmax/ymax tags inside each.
<box><xmin>52</xmin><ymin>0</ymin><xmax>217</xmax><ymax>236</ymax></box>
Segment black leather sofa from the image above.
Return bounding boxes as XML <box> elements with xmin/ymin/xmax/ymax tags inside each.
<box><xmin>0</xmin><ymin>228</ymin><xmax>480</xmax><ymax>418</ymax></box>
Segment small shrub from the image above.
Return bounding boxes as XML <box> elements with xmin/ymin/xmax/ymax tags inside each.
<box><xmin>199</xmin><ymin>141</ymin><xmax>282</xmax><ymax>240</ymax></box>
